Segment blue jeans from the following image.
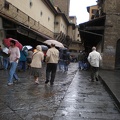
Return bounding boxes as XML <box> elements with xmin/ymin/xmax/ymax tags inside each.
<box><xmin>63</xmin><ymin>61</ymin><xmax>68</xmax><ymax>71</ymax></box>
<box><xmin>0</xmin><ymin>56</ymin><xmax>3</xmax><ymax>68</ymax></box>
<box><xmin>8</xmin><ymin>62</ymin><xmax>19</xmax><ymax>83</ymax></box>
<box><xmin>3</xmin><ymin>58</ymin><xmax>9</xmax><ymax>70</ymax></box>
<box><xmin>78</xmin><ymin>61</ymin><xmax>84</xmax><ymax>70</ymax></box>
<box><xmin>18</xmin><ymin>61</ymin><xmax>26</xmax><ymax>71</ymax></box>
<box><xmin>58</xmin><ymin>60</ymin><xmax>63</xmax><ymax>70</ymax></box>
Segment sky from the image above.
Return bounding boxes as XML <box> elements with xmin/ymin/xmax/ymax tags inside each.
<box><xmin>69</xmin><ymin>0</ymin><xmax>97</xmax><ymax>24</ymax></box>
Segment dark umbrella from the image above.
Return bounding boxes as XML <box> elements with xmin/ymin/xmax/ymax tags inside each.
<box><xmin>41</xmin><ymin>45</ymin><xmax>48</xmax><ymax>51</ymax></box>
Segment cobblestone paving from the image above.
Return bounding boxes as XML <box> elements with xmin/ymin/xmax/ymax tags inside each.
<box><xmin>0</xmin><ymin>63</ymin><xmax>120</xmax><ymax>120</ymax></box>
<box><xmin>53</xmin><ymin>70</ymin><xmax>120</xmax><ymax>120</ymax></box>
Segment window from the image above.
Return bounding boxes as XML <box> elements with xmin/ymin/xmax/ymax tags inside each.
<box><xmin>40</xmin><ymin>11</ymin><xmax>43</xmax><ymax>16</ymax></box>
<box><xmin>92</xmin><ymin>9</ymin><xmax>97</xmax><ymax>14</ymax></box>
<box><xmin>48</xmin><ymin>17</ymin><xmax>50</xmax><ymax>21</ymax></box>
<box><xmin>4</xmin><ymin>0</ymin><xmax>9</xmax><ymax>10</ymax></box>
<box><xmin>29</xmin><ymin>0</ymin><xmax>33</xmax><ymax>8</ymax></box>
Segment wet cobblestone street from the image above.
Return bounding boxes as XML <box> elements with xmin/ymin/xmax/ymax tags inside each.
<box><xmin>0</xmin><ymin>63</ymin><xmax>120</xmax><ymax>120</ymax></box>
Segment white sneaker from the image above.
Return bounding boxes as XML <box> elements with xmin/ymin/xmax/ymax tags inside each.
<box><xmin>7</xmin><ymin>83</ymin><xmax>13</xmax><ymax>86</ymax></box>
<box><xmin>35</xmin><ymin>80</ymin><xmax>39</xmax><ymax>85</ymax></box>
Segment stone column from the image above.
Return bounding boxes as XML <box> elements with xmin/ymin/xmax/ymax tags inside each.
<box><xmin>0</xmin><ymin>17</ymin><xmax>5</xmax><ymax>47</ymax></box>
<box><xmin>102</xmin><ymin>0</ymin><xmax>120</xmax><ymax>69</ymax></box>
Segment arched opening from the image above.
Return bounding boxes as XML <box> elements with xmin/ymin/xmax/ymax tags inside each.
<box><xmin>115</xmin><ymin>39</ymin><xmax>120</xmax><ymax>69</ymax></box>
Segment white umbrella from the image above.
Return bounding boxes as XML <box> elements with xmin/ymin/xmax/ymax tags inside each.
<box><xmin>23</xmin><ymin>45</ymin><xmax>33</xmax><ymax>50</ymax></box>
<box><xmin>44</xmin><ymin>40</ymin><xmax>64</xmax><ymax>48</ymax></box>
<box><xmin>2</xmin><ymin>47</ymin><xmax>9</xmax><ymax>54</ymax></box>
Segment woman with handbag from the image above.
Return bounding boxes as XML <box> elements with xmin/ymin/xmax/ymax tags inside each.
<box><xmin>30</xmin><ymin>45</ymin><xmax>44</xmax><ymax>84</ymax></box>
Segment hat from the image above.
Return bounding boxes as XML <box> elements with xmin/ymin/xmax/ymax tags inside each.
<box><xmin>36</xmin><ymin>45</ymin><xmax>42</xmax><ymax>51</ymax></box>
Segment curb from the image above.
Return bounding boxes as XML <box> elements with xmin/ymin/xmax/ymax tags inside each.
<box><xmin>99</xmin><ymin>76</ymin><xmax>120</xmax><ymax>111</ymax></box>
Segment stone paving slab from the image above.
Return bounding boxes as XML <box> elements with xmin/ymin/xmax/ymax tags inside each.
<box><xmin>99</xmin><ymin>70</ymin><xmax>120</xmax><ymax>108</ymax></box>
<box><xmin>0</xmin><ymin>63</ymin><xmax>77</xmax><ymax>120</ymax></box>
<box><xmin>54</xmin><ymin>71</ymin><xmax>120</xmax><ymax>120</ymax></box>
<box><xmin>0</xmin><ymin>64</ymin><xmax>120</xmax><ymax>120</ymax></box>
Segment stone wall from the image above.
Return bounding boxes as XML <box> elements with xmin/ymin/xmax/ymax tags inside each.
<box><xmin>102</xmin><ymin>0</ymin><xmax>120</xmax><ymax>69</ymax></box>
<box><xmin>52</xmin><ymin>0</ymin><xmax>70</xmax><ymax>17</ymax></box>
<box><xmin>0</xmin><ymin>17</ymin><xmax>5</xmax><ymax>47</ymax></box>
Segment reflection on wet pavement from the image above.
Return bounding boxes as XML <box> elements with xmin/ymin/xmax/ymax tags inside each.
<box><xmin>0</xmin><ymin>63</ymin><xmax>120</xmax><ymax>120</ymax></box>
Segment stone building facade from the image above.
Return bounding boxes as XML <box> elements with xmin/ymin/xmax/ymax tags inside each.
<box><xmin>87</xmin><ymin>5</ymin><xmax>98</xmax><ymax>20</ymax></box>
<box><xmin>0</xmin><ymin>0</ymin><xmax>56</xmax><ymax>47</ymax></box>
<box><xmin>0</xmin><ymin>0</ymin><xmax>77</xmax><ymax>49</ymax></box>
<box><xmin>51</xmin><ymin>0</ymin><xmax>70</xmax><ymax>18</ymax></box>
<box><xmin>79</xmin><ymin>0</ymin><xmax>120</xmax><ymax>70</ymax></box>
<box><xmin>100</xmin><ymin>0</ymin><xmax>120</xmax><ymax>69</ymax></box>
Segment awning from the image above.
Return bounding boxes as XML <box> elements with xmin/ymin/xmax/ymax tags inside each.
<box><xmin>78</xmin><ymin>16</ymin><xmax>106</xmax><ymax>52</ymax></box>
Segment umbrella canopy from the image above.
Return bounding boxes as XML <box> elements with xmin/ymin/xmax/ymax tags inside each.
<box><xmin>3</xmin><ymin>38</ymin><xmax>23</xmax><ymax>50</ymax></box>
<box><xmin>44</xmin><ymin>40</ymin><xmax>64</xmax><ymax>48</ymax></box>
<box><xmin>23</xmin><ymin>45</ymin><xmax>33</xmax><ymax>50</ymax></box>
<box><xmin>40</xmin><ymin>45</ymin><xmax>48</xmax><ymax>51</ymax></box>
<box><xmin>2</xmin><ymin>47</ymin><xmax>9</xmax><ymax>54</ymax></box>
<box><xmin>59</xmin><ymin>47</ymin><xmax>67</xmax><ymax>50</ymax></box>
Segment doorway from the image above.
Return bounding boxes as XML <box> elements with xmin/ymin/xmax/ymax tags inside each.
<box><xmin>115</xmin><ymin>39</ymin><xmax>120</xmax><ymax>69</ymax></box>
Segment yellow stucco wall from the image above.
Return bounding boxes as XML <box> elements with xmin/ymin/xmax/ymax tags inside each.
<box><xmin>6</xmin><ymin>0</ymin><xmax>55</xmax><ymax>32</ymax></box>
<box><xmin>89</xmin><ymin>5</ymin><xmax>98</xmax><ymax>20</ymax></box>
<box><xmin>55</xmin><ymin>16</ymin><xmax>67</xmax><ymax>34</ymax></box>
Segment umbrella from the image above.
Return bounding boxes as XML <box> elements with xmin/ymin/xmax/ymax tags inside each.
<box><xmin>40</xmin><ymin>45</ymin><xmax>48</xmax><ymax>51</ymax></box>
<box><xmin>2</xmin><ymin>47</ymin><xmax>9</xmax><ymax>54</ymax></box>
<box><xmin>3</xmin><ymin>38</ymin><xmax>23</xmax><ymax>50</ymax></box>
<box><xmin>59</xmin><ymin>47</ymin><xmax>67</xmax><ymax>50</ymax></box>
<box><xmin>23</xmin><ymin>45</ymin><xmax>32</xmax><ymax>50</ymax></box>
<box><xmin>44</xmin><ymin>40</ymin><xmax>64</xmax><ymax>48</ymax></box>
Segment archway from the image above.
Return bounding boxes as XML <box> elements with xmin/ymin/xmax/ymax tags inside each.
<box><xmin>115</xmin><ymin>39</ymin><xmax>120</xmax><ymax>69</ymax></box>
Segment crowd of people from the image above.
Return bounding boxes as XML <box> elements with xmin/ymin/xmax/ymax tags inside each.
<box><xmin>0</xmin><ymin>39</ymin><xmax>102</xmax><ymax>86</ymax></box>
<box><xmin>0</xmin><ymin>40</ymin><xmax>72</xmax><ymax>86</ymax></box>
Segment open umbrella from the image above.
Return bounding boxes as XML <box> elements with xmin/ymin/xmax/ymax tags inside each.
<box><xmin>2</xmin><ymin>47</ymin><xmax>9</xmax><ymax>54</ymax></box>
<box><xmin>40</xmin><ymin>45</ymin><xmax>48</xmax><ymax>51</ymax></box>
<box><xmin>44</xmin><ymin>40</ymin><xmax>64</xmax><ymax>48</ymax></box>
<box><xmin>23</xmin><ymin>45</ymin><xmax>33</xmax><ymax>50</ymax></box>
<box><xmin>3</xmin><ymin>38</ymin><xmax>23</xmax><ymax>50</ymax></box>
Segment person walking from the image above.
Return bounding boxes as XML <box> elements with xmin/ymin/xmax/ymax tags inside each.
<box><xmin>2</xmin><ymin>51</ymin><xmax>9</xmax><ymax>70</ymax></box>
<box><xmin>27</xmin><ymin>49</ymin><xmax>33</xmax><ymax>69</ymax></box>
<box><xmin>18</xmin><ymin>47</ymin><xmax>28</xmax><ymax>72</ymax></box>
<box><xmin>0</xmin><ymin>45</ymin><xmax>3</xmax><ymax>69</ymax></box>
<box><xmin>30</xmin><ymin>45</ymin><xmax>44</xmax><ymax>84</ymax></box>
<box><xmin>58</xmin><ymin>49</ymin><xmax>63</xmax><ymax>71</ymax></box>
<box><xmin>87</xmin><ymin>46</ymin><xmax>102</xmax><ymax>82</ymax></box>
<box><xmin>7</xmin><ymin>40</ymin><xmax>20</xmax><ymax>86</ymax></box>
<box><xmin>45</xmin><ymin>44</ymin><xmax>59</xmax><ymax>85</ymax></box>
<box><xmin>78</xmin><ymin>51</ymin><xmax>84</xmax><ymax>70</ymax></box>
<box><xmin>62</xmin><ymin>49</ymin><xmax>70</xmax><ymax>72</ymax></box>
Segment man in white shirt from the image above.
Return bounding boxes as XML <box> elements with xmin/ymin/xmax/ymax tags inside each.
<box><xmin>8</xmin><ymin>40</ymin><xmax>20</xmax><ymax>86</ymax></box>
<box><xmin>45</xmin><ymin>44</ymin><xmax>59</xmax><ymax>85</ymax></box>
<box><xmin>88</xmin><ymin>46</ymin><xmax>102</xmax><ymax>82</ymax></box>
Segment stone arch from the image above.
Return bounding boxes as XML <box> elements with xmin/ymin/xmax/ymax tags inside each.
<box><xmin>115</xmin><ymin>39</ymin><xmax>120</xmax><ymax>69</ymax></box>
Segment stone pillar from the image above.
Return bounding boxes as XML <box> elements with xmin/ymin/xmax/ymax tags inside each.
<box><xmin>102</xmin><ymin>0</ymin><xmax>120</xmax><ymax>69</ymax></box>
<box><xmin>0</xmin><ymin>17</ymin><xmax>5</xmax><ymax>47</ymax></box>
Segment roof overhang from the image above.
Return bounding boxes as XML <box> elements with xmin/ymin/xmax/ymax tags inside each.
<box><xmin>78</xmin><ymin>16</ymin><xmax>106</xmax><ymax>51</ymax></box>
<box><xmin>42</xmin><ymin>0</ymin><xmax>57</xmax><ymax>15</ymax></box>
<box><xmin>0</xmin><ymin>14</ymin><xmax>52</xmax><ymax>40</ymax></box>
